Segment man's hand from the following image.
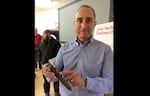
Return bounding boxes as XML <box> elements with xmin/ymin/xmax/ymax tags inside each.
<box><xmin>61</xmin><ymin>70</ymin><xmax>86</xmax><ymax>88</ymax></box>
<box><xmin>42</xmin><ymin>63</ymin><xmax>56</xmax><ymax>79</ymax></box>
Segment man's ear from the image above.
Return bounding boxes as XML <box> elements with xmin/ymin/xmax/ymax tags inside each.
<box><xmin>94</xmin><ymin>20</ymin><xmax>97</xmax><ymax>26</ymax></box>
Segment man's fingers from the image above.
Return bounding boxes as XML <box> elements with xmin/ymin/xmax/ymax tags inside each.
<box><xmin>43</xmin><ymin>70</ymin><xmax>56</xmax><ymax>78</ymax></box>
<box><xmin>60</xmin><ymin>70</ymin><xmax>74</xmax><ymax>81</ymax></box>
<box><xmin>42</xmin><ymin>63</ymin><xmax>57</xmax><ymax>78</ymax></box>
<box><xmin>66</xmin><ymin>72</ymin><xmax>78</xmax><ymax>81</ymax></box>
<box><xmin>60</xmin><ymin>70</ymin><xmax>79</xmax><ymax>82</ymax></box>
<box><xmin>60</xmin><ymin>70</ymin><xmax>74</xmax><ymax>75</ymax></box>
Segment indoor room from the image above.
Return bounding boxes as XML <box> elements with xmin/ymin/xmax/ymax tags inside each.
<box><xmin>35</xmin><ymin>0</ymin><xmax>113</xmax><ymax>96</ymax></box>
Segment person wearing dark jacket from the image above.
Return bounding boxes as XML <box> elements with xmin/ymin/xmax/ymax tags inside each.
<box><xmin>37</xmin><ymin>30</ymin><xmax>61</xmax><ymax>96</ymax></box>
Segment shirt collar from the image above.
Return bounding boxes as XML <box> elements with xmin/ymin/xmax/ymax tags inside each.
<box><xmin>75</xmin><ymin>36</ymin><xmax>94</xmax><ymax>47</ymax></box>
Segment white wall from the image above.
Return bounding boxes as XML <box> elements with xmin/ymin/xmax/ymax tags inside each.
<box><xmin>35</xmin><ymin>9</ymin><xmax>58</xmax><ymax>35</ymax></box>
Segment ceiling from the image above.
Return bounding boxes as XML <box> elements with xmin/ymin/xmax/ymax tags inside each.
<box><xmin>35</xmin><ymin>0</ymin><xmax>76</xmax><ymax>12</ymax></box>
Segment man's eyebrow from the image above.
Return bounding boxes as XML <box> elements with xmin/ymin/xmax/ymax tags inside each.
<box><xmin>76</xmin><ymin>17</ymin><xmax>82</xmax><ymax>20</ymax></box>
<box><xmin>76</xmin><ymin>17</ymin><xmax>92</xmax><ymax>19</ymax></box>
<box><xmin>86</xmin><ymin>17</ymin><xmax>92</xmax><ymax>19</ymax></box>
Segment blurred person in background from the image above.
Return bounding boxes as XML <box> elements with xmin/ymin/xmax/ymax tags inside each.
<box><xmin>37</xmin><ymin>30</ymin><xmax>61</xmax><ymax>96</ymax></box>
<box><xmin>35</xmin><ymin>28</ymin><xmax>42</xmax><ymax>71</ymax></box>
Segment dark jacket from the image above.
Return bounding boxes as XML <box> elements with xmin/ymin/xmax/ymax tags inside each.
<box><xmin>37</xmin><ymin>37</ymin><xmax>61</xmax><ymax>64</ymax></box>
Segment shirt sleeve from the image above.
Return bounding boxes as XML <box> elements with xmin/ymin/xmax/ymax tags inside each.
<box><xmin>85</xmin><ymin>47</ymin><xmax>113</xmax><ymax>94</ymax></box>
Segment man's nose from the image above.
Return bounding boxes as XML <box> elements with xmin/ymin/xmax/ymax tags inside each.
<box><xmin>81</xmin><ymin>20</ymin><xmax>88</xmax><ymax>28</ymax></box>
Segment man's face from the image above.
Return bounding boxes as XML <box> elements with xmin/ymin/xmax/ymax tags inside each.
<box><xmin>74</xmin><ymin>7</ymin><xmax>96</xmax><ymax>41</ymax></box>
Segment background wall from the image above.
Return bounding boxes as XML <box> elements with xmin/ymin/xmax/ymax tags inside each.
<box><xmin>35</xmin><ymin>9</ymin><xmax>58</xmax><ymax>35</ymax></box>
<box><xmin>109</xmin><ymin>0</ymin><xmax>113</xmax><ymax>22</ymax></box>
<box><xmin>58</xmin><ymin>0</ymin><xmax>111</xmax><ymax>42</ymax></box>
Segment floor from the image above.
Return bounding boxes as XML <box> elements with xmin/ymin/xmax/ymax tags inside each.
<box><xmin>35</xmin><ymin>69</ymin><xmax>113</xmax><ymax>96</ymax></box>
<box><xmin>35</xmin><ymin>70</ymin><xmax>55</xmax><ymax>96</ymax></box>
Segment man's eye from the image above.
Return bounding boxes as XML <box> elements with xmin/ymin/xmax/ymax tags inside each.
<box><xmin>77</xmin><ymin>19</ymin><xmax>83</xmax><ymax>23</ymax></box>
<box><xmin>76</xmin><ymin>18</ymin><xmax>93</xmax><ymax>23</ymax></box>
<box><xmin>86</xmin><ymin>19</ymin><xmax>92</xmax><ymax>23</ymax></box>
